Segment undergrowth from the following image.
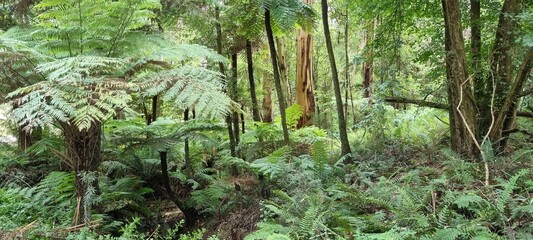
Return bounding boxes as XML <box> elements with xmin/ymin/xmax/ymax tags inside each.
<box><xmin>0</xmin><ymin>106</ymin><xmax>531</xmax><ymax>239</ymax></box>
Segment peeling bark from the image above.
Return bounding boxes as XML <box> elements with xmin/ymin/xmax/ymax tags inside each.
<box><xmin>296</xmin><ymin>0</ymin><xmax>315</xmax><ymax>128</ymax></box>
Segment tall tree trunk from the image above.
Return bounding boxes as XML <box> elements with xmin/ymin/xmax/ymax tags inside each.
<box><xmin>471</xmin><ymin>0</ymin><xmax>489</xmax><ymax>137</ymax></box>
<box><xmin>321</xmin><ymin>0</ymin><xmax>351</xmax><ymax>157</ymax></box>
<box><xmin>231</xmin><ymin>53</ymin><xmax>240</xmax><ymax>145</ymax></box>
<box><xmin>246</xmin><ymin>40</ymin><xmax>261</xmax><ymax>122</ymax></box>
<box><xmin>215</xmin><ymin>6</ymin><xmax>236</xmax><ymax>156</ymax></box>
<box><xmin>262</xmin><ymin>70</ymin><xmax>273</xmax><ymax>123</ymax></box>
<box><xmin>265</xmin><ymin>9</ymin><xmax>290</xmax><ymax>144</ymax></box>
<box><xmin>61</xmin><ymin>121</ymin><xmax>102</xmax><ymax>225</ymax></box>
<box><xmin>486</xmin><ymin>0</ymin><xmax>523</xmax><ymax>149</ymax></box>
<box><xmin>442</xmin><ymin>0</ymin><xmax>478</xmax><ymax>159</ymax></box>
<box><xmin>296</xmin><ymin>0</ymin><xmax>315</xmax><ymax>128</ymax></box>
<box><xmin>276</xmin><ymin>37</ymin><xmax>292</xmax><ymax>106</ymax></box>
<box><xmin>362</xmin><ymin>19</ymin><xmax>375</xmax><ymax>99</ymax></box>
<box><xmin>470</xmin><ymin>0</ymin><xmax>481</xmax><ymax>84</ymax></box>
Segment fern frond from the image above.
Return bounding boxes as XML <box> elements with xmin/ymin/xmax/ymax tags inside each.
<box><xmin>135</xmin><ymin>66</ymin><xmax>232</xmax><ymax>118</ymax></box>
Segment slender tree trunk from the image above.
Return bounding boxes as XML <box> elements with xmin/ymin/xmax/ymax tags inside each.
<box><xmin>241</xmin><ymin>112</ymin><xmax>245</xmax><ymax>134</ymax></box>
<box><xmin>246</xmin><ymin>40</ymin><xmax>261</xmax><ymax>122</ymax></box>
<box><xmin>276</xmin><ymin>37</ymin><xmax>292</xmax><ymax>107</ymax></box>
<box><xmin>215</xmin><ymin>6</ymin><xmax>236</xmax><ymax>156</ymax></box>
<box><xmin>362</xmin><ymin>19</ymin><xmax>375</xmax><ymax>99</ymax></box>
<box><xmin>265</xmin><ymin>9</ymin><xmax>290</xmax><ymax>144</ymax></box>
<box><xmin>442</xmin><ymin>0</ymin><xmax>478</xmax><ymax>159</ymax></box>
<box><xmin>61</xmin><ymin>121</ymin><xmax>102</xmax><ymax>225</ymax></box>
<box><xmin>321</xmin><ymin>0</ymin><xmax>351</xmax><ymax>157</ymax></box>
<box><xmin>262</xmin><ymin>70</ymin><xmax>273</xmax><ymax>123</ymax></box>
<box><xmin>344</xmin><ymin>15</ymin><xmax>350</xmax><ymax>120</ymax></box>
<box><xmin>151</xmin><ymin>95</ymin><xmax>158</xmax><ymax>122</ymax></box>
<box><xmin>296</xmin><ymin>0</ymin><xmax>315</xmax><ymax>128</ymax></box>
<box><xmin>160</xmin><ymin>151</ymin><xmax>179</xmax><ymax>206</ymax></box>
<box><xmin>184</xmin><ymin>108</ymin><xmax>192</xmax><ymax>175</ymax></box>
<box><xmin>159</xmin><ymin>151</ymin><xmax>197</xmax><ymax>226</ymax></box>
<box><xmin>231</xmin><ymin>53</ymin><xmax>240</xmax><ymax>145</ymax></box>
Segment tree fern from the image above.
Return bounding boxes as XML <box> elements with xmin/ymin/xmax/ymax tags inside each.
<box><xmin>135</xmin><ymin>66</ymin><xmax>232</xmax><ymax>118</ymax></box>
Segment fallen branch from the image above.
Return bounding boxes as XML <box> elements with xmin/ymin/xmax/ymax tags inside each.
<box><xmin>383</xmin><ymin>97</ymin><xmax>533</xmax><ymax>119</ymax></box>
<box><xmin>502</xmin><ymin>128</ymin><xmax>533</xmax><ymax>137</ymax></box>
<box><xmin>382</xmin><ymin>97</ymin><xmax>447</xmax><ymax>109</ymax></box>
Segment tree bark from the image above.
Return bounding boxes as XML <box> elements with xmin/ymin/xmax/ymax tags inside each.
<box><xmin>61</xmin><ymin>121</ymin><xmax>102</xmax><ymax>225</ymax></box>
<box><xmin>262</xmin><ymin>69</ymin><xmax>273</xmax><ymax>123</ymax></box>
<box><xmin>470</xmin><ymin>0</ymin><xmax>481</xmax><ymax>84</ymax></box>
<box><xmin>485</xmin><ymin>0</ymin><xmax>523</xmax><ymax>149</ymax></box>
<box><xmin>265</xmin><ymin>9</ymin><xmax>290</xmax><ymax>144</ymax></box>
<box><xmin>442</xmin><ymin>0</ymin><xmax>478</xmax><ymax>159</ymax></box>
<box><xmin>489</xmin><ymin>0</ymin><xmax>522</xmax><ymax>108</ymax></box>
<box><xmin>362</xmin><ymin>19</ymin><xmax>375</xmax><ymax>99</ymax></box>
<box><xmin>276</xmin><ymin>37</ymin><xmax>292</xmax><ymax>107</ymax></box>
<box><xmin>246</xmin><ymin>40</ymin><xmax>261</xmax><ymax>122</ymax></box>
<box><xmin>296</xmin><ymin>0</ymin><xmax>315</xmax><ymax>128</ymax></box>
<box><xmin>321</xmin><ymin>0</ymin><xmax>351</xmax><ymax>158</ymax></box>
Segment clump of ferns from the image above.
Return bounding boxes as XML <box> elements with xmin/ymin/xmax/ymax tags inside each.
<box><xmin>416</xmin><ymin>169</ymin><xmax>532</xmax><ymax>239</ymax></box>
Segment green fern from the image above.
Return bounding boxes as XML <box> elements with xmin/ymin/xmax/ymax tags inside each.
<box><xmin>251</xmin><ymin>146</ymin><xmax>292</xmax><ymax>180</ymax></box>
<box><xmin>190</xmin><ymin>181</ymin><xmax>231</xmax><ymax>215</ymax></box>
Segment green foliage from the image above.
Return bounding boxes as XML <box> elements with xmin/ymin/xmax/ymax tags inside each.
<box><xmin>66</xmin><ymin>218</ymin><xmax>215</xmax><ymax>240</ymax></box>
<box><xmin>260</xmin><ymin>0</ymin><xmax>316</xmax><ymax>34</ymax></box>
<box><xmin>282</xmin><ymin>104</ymin><xmax>303</xmax><ymax>129</ymax></box>
<box><xmin>190</xmin><ymin>180</ymin><xmax>232</xmax><ymax>215</ymax></box>
<box><xmin>0</xmin><ymin>171</ymin><xmax>75</xmax><ymax>230</ymax></box>
<box><xmin>247</xmin><ymin>146</ymin><xmax>533</xmax><ymax>239</ymax></box>
<box><xmin>99</xmin><ymin>177</ymin><xmax>153</xmax><ymax>217</ymax></box>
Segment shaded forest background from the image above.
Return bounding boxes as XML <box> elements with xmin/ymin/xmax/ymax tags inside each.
<box><xmin>0</xmin><ymin>0</ymin><xmax>532</xmax><ymax>239</ymax></box>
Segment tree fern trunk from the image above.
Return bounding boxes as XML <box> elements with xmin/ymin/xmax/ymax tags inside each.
<box><xmin>61</xmin><ymin>121</ymin><xmax>102</xmax><ymax>225</ymax></box>
<box><xmin>321</xmin><ymin>0</ymin><xmax>351</xmax><ymax>158</ymax></box>
<box><xmin>265</xmin><ymin>9</ymin><xmax>290</xmax><ymax>144</ymax></box>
